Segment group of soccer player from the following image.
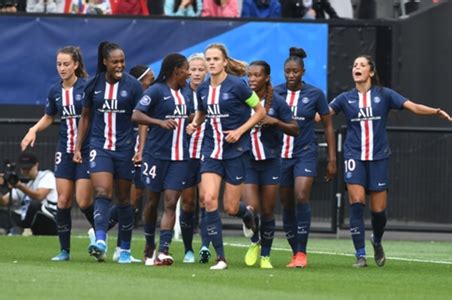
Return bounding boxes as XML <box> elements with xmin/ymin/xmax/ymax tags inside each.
<box><xmin>20</xmin><ymin>41</ymin><xmax>451</xmax><ymax>270</ymax></box>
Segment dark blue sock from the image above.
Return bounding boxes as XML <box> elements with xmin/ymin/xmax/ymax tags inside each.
<box><xmin>250</xmin><ymin>214</ymin><xmax>260</xmax><ymax>244</ymax></box>
<box><xmin>235</xmin><ymin>202</ymin><xmax>252</xmax><ymax>222</ymax></box>
<box><xmin>179</xmin><ymin>209</ymin><xmax>194</xmax><ymax>252</ymax></box>
<box><xmin>371</xmin><ymin>210</ymin><xmax>386</xmax><ymax>244</ymax></box>
<box><xmin>158</xmin><ymin>230</ymin><xmax>174</xmax><ymax>253</ymax></box>
<box><xmin>296</xmin><ymin>203</ymin><xmax>311</xmax><ymax>253</ymax></box>
<box><xmin>199</xmin><ymin>208</ymin><xmax>209</xmax><ymax>248</ymax></box>
<box><xmin>144</xmin><ymin>223</ymin><xmax>156</xmax><ymax>248</ymax></box>
<box><xmin>260</xmin><ymin>218</ymin><xmax>275</xmax><ymax>257</ymax></box>
<box><xmin>118</xmin><ymin>204</ymin><xmax>134</xmax><ymax>250</ymax></box>
<box><xmin>282</xmin><ymin>208</ymin><xmax>297</xmax><ymax>255</ymax></box>
<box><xmin>107</xmin><ymin>205</ymin><xmax>118</xmax><ymax>230</ymax></box>
<box><xmin>57</xmin><ymin>207</ymin><xmax>71</xmax><ymax>252</ymax></box>
<box><xmin>80</xmin><ymin>205</ymin><xmax>95</xmax><ymax>228</ymax></box>
<box><xmin>350</xmin><ymin>203</ymin><xmax>366</xmax><ymax>257</ymax></box>
<box><xmin>94</xmin><ymin>197</ymin><xmax>111</xmax><ymax>242</ymax></box>
<box><xmin>206</xmin><ymin>210</ymin><xmax>224</xmax><ymax>258</ymax></box>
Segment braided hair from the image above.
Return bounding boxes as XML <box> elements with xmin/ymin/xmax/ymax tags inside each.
<box><xmin>57</xmin><ymin>46</ymin><xmax>88</xmax><ymax>79</ymax></box>
<box><xmin>249</xmin><ymin>60</ymin><xmax>273</xmax><ymax>113</ymax></box>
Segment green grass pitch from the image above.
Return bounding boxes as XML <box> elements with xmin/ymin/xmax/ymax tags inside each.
<box><xmin>1</xmin><ymin>234</ymin><xmax>451</xmax><ymax>300</ymax></box>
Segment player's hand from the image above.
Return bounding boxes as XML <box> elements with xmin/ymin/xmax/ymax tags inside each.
<box><xmin>73</xmin><ymin>150</ymin><xmax>83</xmax><ymax>164</ymax></box>
<box><xmin>325</xmin><ymin>160</ymin><xmax>337</xmax><ymax>182</ymax></box>
<box><xmin>132</xmin><ymin>152</ymin><xmax>142</xmax><ymax>165</ymax></box>
<box><xmin>186</xmin><ymin>122</ymin><xmax>198</xmax><ymax>135</ymax></box>
<box><xmin>21</xmin><ymin>130</ymin><xmax>37</xmax><ymax>151</ymax></box>
<box><xmin>160</xmin><ymin>119</ymin><xmax>178</xmax><ymax>130</ymax></box>
<box><xmin>260</xmin><ymin>115</ymin><xmax>278</xmax><ymax>126</ymax></box>
<box><xmin>224</xmin><ymin>129</ymin><xmax>242</xmax><ymax>143</ymax></box>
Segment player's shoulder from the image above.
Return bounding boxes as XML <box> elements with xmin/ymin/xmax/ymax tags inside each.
<box><xmin>273</xmin><ymin>83</ymin><xmax>286</xmax><ymax>96</ymax></box>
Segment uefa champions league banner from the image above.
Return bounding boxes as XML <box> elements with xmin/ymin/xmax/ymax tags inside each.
<box><xmin>0</xmin><ymin>15</ymin><xmax>327</xmax><ymax>105</ymax></box>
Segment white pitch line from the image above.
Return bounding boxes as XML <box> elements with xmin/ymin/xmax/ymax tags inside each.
<box><xmin>73</xmin><ymin>235</ymin><xmax>452</xmax><ymax>265</ymax></box>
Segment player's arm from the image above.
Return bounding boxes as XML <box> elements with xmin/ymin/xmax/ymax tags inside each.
<box><xmin>186</xmin><ymin>110</ymin><xmax>206</xmax><ymax>135</ymax></box>
<box><xmin>21</xmin><ymin>115</ymin><xmax>54</xmax><ymax>151</ymax></box>
<box><xmin>403</xmin><ymin>100</ymin><xmax>451</xmax><ymax>120</ymax></box>
<box><xmin>73</xmin><ymin>106</ymin><xmax>91</xmax><ymax>163</ymax></box>
<box><xmin>320</xmin><ymin>113</ymin><xmax>337</xmax><ymax>181</ymax></box>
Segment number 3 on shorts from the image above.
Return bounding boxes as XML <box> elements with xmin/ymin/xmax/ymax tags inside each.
<box><xmin>142</xmin><ymin>162</ymin><xmax>157</xmax><ymax>179</ymax></box>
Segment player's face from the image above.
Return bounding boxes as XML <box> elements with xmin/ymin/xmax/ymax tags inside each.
<box><xmin>140</xmin><ymin>71</ymin><xmax>154</xmax><ymax>90</ymax></box>
<box><xmin>104</xmin><ymin>49</ymin><xmax>125</xmax><ymax>81</ymax></box>
<box><xmin>205</xmin><ymin>48</ymin><xmax>227</xmax><ymax>76</ymax></box>
<box><xmin>284</xmin><ymin>61</ymin><xmax>304</xmax><ymax>90</ymax></box>
<box><xmin>56</xmin><ymin>53</ymin><xmax>78</xmax><ymax>82</ymax></box>
<box><xmin>189</xmin><ymin>59</ymin><xmax>207</xmax><ymax>87</ymax></box>
<box><xmin>247</xmin><ymin>65</ymin><xmax>269</xmax><ymax>93</ymax></box>
<box><xmin>175</xmin><ymin>61</ymin><xmax>190</xmax><ymax>88</ymax></box>
<box><xmin>352</xmin><ymin>57</ymin><xmax>374</xmax><ymax>84</ymax></box>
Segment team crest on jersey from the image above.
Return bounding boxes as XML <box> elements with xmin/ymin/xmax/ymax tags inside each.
<box><xmin>268</xmin><ymin>108</ymin><xmax>275</xmax><ymax>116</ymax></box>
<box><xmin>373</xmin><ymin>96</ymin><xmax>381</xmax><ymax>103</ymax></box>
<box><xmin>75</xmin><ymin>94</ymin><xmax>83</xmax><ymax>101</ymax></box>
<box><xmin>222</xmin><ymin>93</ymin><xmax>231</xmax><ymax>100</ymax></box>
<box><xmin>139</xmin><ymin>95</ymin><xmax>151</xmax><ymax>106</ymax></box>
<box><xmin>120</xmin><ymin>90</ymin><xmax>128</xmax><ymax>97</ymax></box>
<box><xmin>346</xmin><ymin>171</ymin><xmax>352</xmax><ymax>179</ymax></box>
<box><xmin>90</xmin><ymin>161</ymin><xmax>96</xmax><ymax>169</ymax></box>
<box><xmin>302</xmin><ymin>97</ymin><xmax>310</xmax><ymax>104</ymax></box>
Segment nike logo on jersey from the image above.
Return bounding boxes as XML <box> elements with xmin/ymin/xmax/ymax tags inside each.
<box><xmin>272</xmin><ymin>176</ymin><xmax>279</xmax><ymax>180</ymax></box>
<box><xmin>235</xmin><ymin>176</ymin><xmax>243</xmax><ymax>180</ymax></box>
<box><xmin>55</xmin><ymin>97</ymin><xmax>61</xmax><ymax>102</ymax></box>
<box><xmin>163</xmin><ymin>96</ymin><xmax>172</xmax><ymax>100</ymax></box>
<box><xmin>348</xmin><ymin>100</ymin><xmax>357</xmax><ymax>104</ymax></box>
<box><xmin>201</xmin><ymin>96</ymin><xmax>206</xmax><ymax>100</ymax></box>
<box><xmin>378</xmin><ymin>182</ymin><xmax>386</xmax><ymax>187</ymax></box>
<box><xmin>94</xmin><ymin>90</ymin><xmax>102</xmax><ymax>94</ymax></box>
<box><xmin>304</xmin><ymin>168</ymin><xmax>312</xmax><ymax>173</ymax></box>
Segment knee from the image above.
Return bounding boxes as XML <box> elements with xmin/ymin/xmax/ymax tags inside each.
<box><xmin>295</xmin><ymin>190</ymin><xmax>310</xmax><ymax>203</ymax></box>
<box><xmin>94</xmin><ymin>187</ymin><xmax>111</xmax><ymax>199</ymax></box>
<box><xmin>57</xmin><ymin>195</ymin><xmax>72</xmax><ymax>209</ymax></box>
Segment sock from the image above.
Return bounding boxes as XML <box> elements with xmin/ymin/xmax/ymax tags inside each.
<box><xmin>94</xmin><ymin>197</ymin><xmax>111</xmax><ymax>242</ymax></box>
<box><xmin>158</xmin><ymin>230</ymin><xmax>174</xmax><ymax>253</ymax></box>
<box><xmin>250</xmin><ymin>214</ymin><xmax>260</xmax><ymax>244</ymax></box>
<box><xmin>56</xmin><ymin>207</ymin><xmax>71</xmax><ymax>252</ymax></box>
<box><xmin>282</xmin><ymin>208</ymin><xmax>297</xmax><ymax>255</ymax></box>
<box><xmin>235</xmin><ymin>202</ymin><xmax>252</xmax><ymax>222</ymax></box>
<box><xmin>199</xmin><ymin>208</ymin><xmax>209</xmax><ymax>248</ymax></box>
<box><xmin>118</xmin><ymin>204</ymin><xmax>134</xmax><ymax>250</ymax></box>
<box><xmin>296</xmin><ymin>203</ymin><xmax>311</xmax><ymax>253</ymax></box>
<box><xmin>80</xmin><ymin>205</ymin><xmax>95</xmax><ymax>228</ymax></box>
<box><xmin>179</xmin><ymin>209</ymin><xmax>194</xmax><ymax>252</ymax></box>
<box><xmin>206</xmin><ymin>210</ymin><xmax>224</xmax><ymax>258</ymax></box>
<box><xmin>107</xmin><ymin>205</ymin><xmax>118</xmax><ymax>230</ymax></box>
<box><xmin>350</xmin><ymin>203</ymin><xmax>366</xmax><ymax>257</ymax></box>
<box><xmin>144</xmin><ymin>223</ymin><xmax>156</xmax><ymax>248</ymax></box>
<box><xmin>260</xmin><ymin>218</ymin><xmax>275</xmax><ymax>257</ymax></box>
<box><xmin>371</xmin><ymin>210</ymin><xmax>387</xmax><ymax>244</ymax></box>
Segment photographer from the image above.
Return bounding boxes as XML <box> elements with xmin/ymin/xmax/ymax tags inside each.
<box><xmin>0</xmin><ymin>152</ymin><xmax>57</xmax><ymax>235</ymax></box>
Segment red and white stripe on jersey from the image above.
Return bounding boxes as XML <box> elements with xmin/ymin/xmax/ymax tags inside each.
<box><xmin>281</xmin><ymin>90</ymin><xmax>300</xmax><ymax>159</ymax></box>
<box><xmin>103</xmin><ymin>82</ymin><xmax>119</xmax><ymax>151</ymax></box>
<box><xmin>209</xmin><ymin>85</ymin><xmax>224</xmax><ymax>159</ymax></box>
<box><xmin>359</xmin><ymin>90</ymin><xmax>374</xmax><ymax>160</ymax></box>
<box><xmin>62</xmin><ymin>87</ymin><xmax>77</xmax><ymax>153</ymax></box>
<box><xmin>189</xmin><ymin>92</ymin><xmax>205</xmax><ymax>159</ymax></box>
<box><xmin>250</xmin><ymin>100</ymin><xmax>266</xmax><ymax>160</ymax></box>
<box><xmin>170</xmin><ymin>89</ymin><xmax>186</xmax><ymax>161</ymax></box>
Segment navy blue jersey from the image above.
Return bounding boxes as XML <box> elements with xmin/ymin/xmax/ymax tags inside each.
<box><xmin>249</xmin><ymin>93</ymin><xmax>293</xmax><ymax>160</ymax></box>
<box><xmin>329</xmin><ymin>87</ymin><xmax>406</xmax><ymax>161</ymax></box>
<box><xmin>45</xmin><ymin>78</ymin><xmax>88</xmax><ymax>153</ymax></box>
<box><xmin>183</xmin><ymin>85</ymin><xmax>205</xmax><ymax>159</ymax></box>
<box><xmin>197</xmin><ymin>75</ymin><xmax>253</xmax><ymax>160</ymax></box>
<box><xmin>274</xmin><ymin>82</ymin><xmax>329</xmax><ymax>158</ymax></box>
<box><xmin>135</xmin><ymin>82</ymin><xmax>193</xmax><ymax>161</ymax></box>
<box><xmin>83</xmin><ymin>73</ymin><xmax>143</xmax><ymax>152</ymax></box>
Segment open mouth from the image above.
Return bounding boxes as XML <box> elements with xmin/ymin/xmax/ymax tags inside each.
<box><xmin>354</xmin><ymin>71</ymin><xmax>362</xmax><ymax>76</ymax></box>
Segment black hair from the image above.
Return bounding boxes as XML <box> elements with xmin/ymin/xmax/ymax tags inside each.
<box><xmin>154</xmin><ymin>53</ymin><xmax>187</xmax><ymax>84</ymax></box>
<box><xmin>174</xmin><ymin>0</ymin><xmax>197</xmax><ymax>13</ymax></box>
<box><xmin>129</xmin><ymin>64</ymin><xmax>150</xmax><ymax>80</ymax></box>
<box><xmin>85</xmin><ymin>41</ymin><xmax>123</xmax><ymax>98</ymax></box>
<box><xmin>284</xmin><ymin>47</ymin><xmax>307</xmax><ymax>71</ymax></box>
<box><xmin>249</xmin><ymin>60</ymin><xmax>273</xmax><ymax>113</ymax></box>
<box><xmin>356</xmin><ymin>55</ymin><xmax>381</xmax><ymax>87</ymax></box>
<box><xmin>57</xmin><ymin>46</ymin><xmax>88</xmax><ymax>79</ymax></box>
<box><xmin>213</xmin><ymin>0</ymin><xmax>221</xmax><ymax>6</ymax></box>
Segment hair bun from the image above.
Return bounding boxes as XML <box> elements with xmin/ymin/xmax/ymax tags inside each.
<box><xmin>289</xmin><ymin>47</ymin><xmax>307</xmax><ymax>59</ymax></box>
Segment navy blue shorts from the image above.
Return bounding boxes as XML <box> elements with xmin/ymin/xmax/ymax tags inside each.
<box><xmin>88</xmin><ymin>147</ymin><xmax>134</xmax><ymax>181</ymax></box>
<box><xmin>200</xmin><ymin>154</ymin><xmax>246</xmax><ymax>185</ymax></box>
<box><xmin>132</xmin><ymin>165</ymin><xmax>145</xmax><ymax>189</ymax></box>
<box><xmin>54</xmin><ymin>151</ymin><xmax>90</xmax><ymax>180</ymax></box>
<box><xmin>344</xmin><ymin>158</ymin><xmax>389</xmax><ymax>192</ymax></box>
<box><xmin>280</xmin><ymin>157</ymin><xmax>318</xmax><ymax>187</ymax></box>
<box><xmin>185</xmin><ymin>159</ymin><xmax>201</xmax><ymax>188</ymax></box>
<box><xmin>244</xmin><ymin>157</ymin><xmax>281</xmax><ymax>185</ymax></box>
<box><xmin>142</xmin><ymin>154</ymin><xmax>190</xmax><ymax>192</ymax></box>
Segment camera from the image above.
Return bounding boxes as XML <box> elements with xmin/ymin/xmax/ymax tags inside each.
<box><xmin>1</xmin><ymin>160</ymin><xmax>28</xmax><ymax>188</ymax></box>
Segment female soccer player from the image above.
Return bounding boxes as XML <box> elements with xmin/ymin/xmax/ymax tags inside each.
<box><xmin>74</xmin><ymin>41</ymin><xmax>143</xmax><ymax>264</ymax></box>
<box><xmin>21</xmin><ymin>46</ymin><xmax>95</xmax><ymax>261</ymax></box>
<box><xmin>243</xmin><ymin>60</ymin><xmax>299</xmax><ymax>269</ymax></box>
<box><xmin>132</xmin><ymin>53</ymin><xmax>192</xmax><ymax>266</ymax></box>
<box><xmin>179</xmin><ymin>53</ymin><xmax>210</xmax><ymax>264</ymax></box>
<box><xmin>274</xmin><ymin>47</ymin><xmax>336</xmax><ymax>268</ymax></box>
<box><xmin>329</xmin><ymin>55</ymin><xmax>451</xmax><ymax>268</ymax></box>
<box><xmin>187</xmin><ymin>43</ymin><xmax>266</xmax><ymax>270</ymax></box>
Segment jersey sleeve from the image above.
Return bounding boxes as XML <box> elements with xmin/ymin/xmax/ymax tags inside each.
<box><xmin>134</xmin><ymin>86</ymin><xmax>158</xmax><ymax>114</ymax></box>
<box><xmin>275</xmin><ymin>95</ymin><xmax>293</xmax><ymax>123</ymax></box>
<box><xmin>315</xmin><ymin>90</ymin><xmax>330</xmax><ymax>115</ymax></box>
<box><xmin>82</xmin><ymin>77</ymin><xmax>96</xmax><ymax>108</ymax></box>
<box><xmin>384</xmin><ymin>87</ymin><xmax>407</xmax><ymax>110</ymax></box>
<box><xmin>329</xmin><ymin>93</ymin><xmax>344</xmax><ymax>114</ymax></box>
<box><xmin>44</xmin><ymin>86</ymin><xmax>57</xmax><ymax>116</ymax></box>
<box><xmin>131</xmin><ymin>78</ymin><xmax>144</xmax><ymax>107</ymax></box>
